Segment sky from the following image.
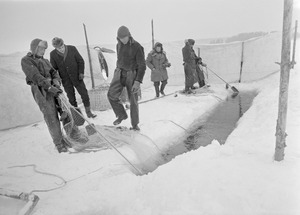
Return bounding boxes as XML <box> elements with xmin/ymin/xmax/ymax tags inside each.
<box><xmin>0</xmin><ymin>0</ymin><xmax>299</xmax><ymax>54</ymax></box>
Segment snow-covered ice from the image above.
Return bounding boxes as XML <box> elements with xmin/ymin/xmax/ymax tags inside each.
<box><xmin>0</xmin><ymin>32</ymin><xmax>299</xmax><ymax>214</ymax></box>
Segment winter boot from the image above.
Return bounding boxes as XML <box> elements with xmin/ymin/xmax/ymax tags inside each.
<box><xmin>130</xmin><ymin>124</ymin><xmax>140</xmax><ymax>131</ymax></box>
<box><xmin>113</xmin><ymin>114</ymin><xmax>128</xmax><ymax>125</ymax></box>
<box><xmin>160</xmin><ymin>81</ymin><xmax>167</xmax><ymax>96</ymax></box>
<box><xmin>154</xmin><ymin>82</ymin><xmax>160</xmax><ymax>98</ymax></box>
<box><xmin>85</xmin><ymin>106</ymin><xmax>97</xmax><ymax>118</ymax></box>
<box><xmin>55</xmin><ymin>140</ymin><xmax>68</xmax><ymax>153</ymax></box>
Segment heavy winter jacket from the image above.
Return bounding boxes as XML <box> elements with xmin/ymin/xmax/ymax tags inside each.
<box><xmin>50</xmin><ymin>45</ymin><xmax>85</xmax><ymax>87</ymax></box>
<box><xmin>146</xmin><ymin>50</ymin><xmax>170</xmax><ymax>82</ymax></box>
<box><xmin>21</xmin><ymin>52</ymin><xmax>63</xmax><ymax>145</ymax></box>
<box><xmin>182</xmin><ymin>44</ymin><xmax>198</xmax><ymax>87</ymax></box>
<box><xmin>116</xmin><ymin>37</ymin><xmax>146</xmax><ymax>83</ymax></box>
<box><xmin>182</xmin><ymin>44</ymin><xmax>197</xmax><ymax>69</ymax></box>
<box><xmin>21</xmin><ymin>52</ymin><xmax>61</xmax><ymax>92</ymax></box>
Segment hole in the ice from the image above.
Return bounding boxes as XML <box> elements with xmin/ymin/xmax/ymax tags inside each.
<box><xmin>161</xmin><ymin>90</ymin><xmax>258</xmax><ymax>165</ymax></box>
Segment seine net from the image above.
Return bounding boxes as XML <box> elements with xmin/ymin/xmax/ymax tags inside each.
<box><xmin>57</xmin><ymin>93</ymin><xmax>164</xmax><ymax>174</ymax></box>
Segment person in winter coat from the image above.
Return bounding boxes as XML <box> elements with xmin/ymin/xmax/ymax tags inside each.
<box><xmin>21</xmin><ymin>39</ymin><xmax>69</xmax><ymax>153</ymax></box>
<box><xmin>107</xmin><ymin>26</ymin><xmax>146</xmax><ymax>131</ymax></box>
<box><xmin>182</xmin><ymin>39</ymin><xmax>206</xmax><ymax>93</ymax></box>
<box><xmin>50</xmin><ymin>37</ymin><xmax>96</xmax><ymax>118</ymax></box>
<box><xmin>146</xmin><ymin>42</ymin><xmax>171</xmax><ymax>98</ymax></box>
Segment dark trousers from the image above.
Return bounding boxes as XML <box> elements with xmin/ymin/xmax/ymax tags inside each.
<box><xmin>31</xmin><ymin>85</ymin><xmax>62</xmax><ymax>146</ymax></box>
<box><xmin>107</xmin><ymin>69</ymin><xmax>139</xmax><ymax>127</ymax></box>
<box><xmin>63</xmin><ymin>80</ymin><xmax>90</xmax><ymax>108</ymax></box>
<box><xmin>154</xmin><ymin>80</ymin><xmax>167</xmax><ymax>96</ymax></box>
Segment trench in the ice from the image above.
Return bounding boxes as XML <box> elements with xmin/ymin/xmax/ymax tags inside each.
<box><xmin>147</xmin><ymin>90</ymin><xmax>258</xmax><ymax>172</ymax></box>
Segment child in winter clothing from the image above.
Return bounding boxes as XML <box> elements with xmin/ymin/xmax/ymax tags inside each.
<box><xmin>146</xmin><ymin>42</ymin><xmax>171</xmax><ymax>98</ymax></box>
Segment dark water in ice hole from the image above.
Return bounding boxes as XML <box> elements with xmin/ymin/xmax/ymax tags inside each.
<box><xmin>163</xmin><ymin>90</ymin><xmax>258</xmax><ymax>162</ymax></box>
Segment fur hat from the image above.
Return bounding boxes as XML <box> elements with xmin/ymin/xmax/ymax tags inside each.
<box><xmin>117</xmin><ymin>26</ymin><xmax>131</xmax><ymax>39</ymax></box>
<box><xmin>30</xmin><ymin>38</ymin><xmax>48</xmax><ymax>54</ymax></box>
<box><xmin>188</xmin><ymin>39</ymin><xmax>195</xmax><ymax>45</ymax></box>
<box><xmin>154</xmin><ymin>42</ymin><xmax>163</xmax><ymax>52</ymax></box>
<box><xmin>52</xmin><ymin>37</ymin><xmax>64</xmax><ymax>48</ymax></box>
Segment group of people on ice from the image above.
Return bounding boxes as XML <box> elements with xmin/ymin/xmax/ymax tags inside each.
<box><xmin>21</xmin><ymin>25</ymin><xmax>207</xmax><ymax>153</ymax></box>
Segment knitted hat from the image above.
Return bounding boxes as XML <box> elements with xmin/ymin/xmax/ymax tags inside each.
<box><xmin>188</xmin><ymin>39</ymin><xmax>195</xmax><ymax>45</ymax></box>
<box><xmin>117</xmin><ymin>26</ymin><xmax>131</xmax><ymax>39</ymax></box>
<box><xmin>30</xmin><ymin>38</ymin><xmax>48</xmax><ymax>54</ymax></box>
<box><xmin>52</xmin><ymin>37</ymin><xmax>64</xmax><ymax>48</ymax></box>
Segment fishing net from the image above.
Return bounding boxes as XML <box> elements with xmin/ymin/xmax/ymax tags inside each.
<box><xmin>57</xmin><ymin>93</ymin><xmax>164</xmax><ymax>175</ymax></box>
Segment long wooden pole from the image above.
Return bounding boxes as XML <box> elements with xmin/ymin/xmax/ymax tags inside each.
<box><xmin>274</xmin><ymin>0</ymin><xmax>293</xmax><ymax>161</ymax></box>
<box><xmin>239</xmin><ymin>42</ymin><xmax>244</xmax><ymax>83</ymax></box>
<box><xmin>151</xmin><ymin>19</ymin><xmax>154</xmax><ymax>49</ymax></box>
<box><xmin>83</xmin><ymin>23</ymin><xmax>95</xmax><ymax>89</ymax></box>
<box><xmin>291</xmin><ymin>20</ymin><xmax>298</xmax><ymax>69</ymax></box>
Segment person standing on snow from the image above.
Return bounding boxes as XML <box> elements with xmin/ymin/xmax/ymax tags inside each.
<box><xmin>146</xmin><ymin>42</ymin><xmax>171</xmax><ymax>98</ymax></box>
<box><xmin>107</xmin><ymin>26</ymin><xmax>146</xmax><ymax>131</ymax></box>
<box><xmin>21</xmin><ymin>39</ymin><xmax>69</xmax><ymax>153</ymax></box>
<box><xmin>182</xmin><ymin>39</ymin><xmax>206</xmax><ymax>93</ymax></box>
<box><xmin>50</xmin><ymin>37</ymin><xmax>96</xmax><ymax>118</ymax></box>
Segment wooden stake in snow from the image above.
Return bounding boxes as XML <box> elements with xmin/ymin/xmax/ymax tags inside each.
<box><xmin>274</xmin><ymin>0</ymin><xmax>294</xmax><ymax>161</ymax></box>
<box><xmin>83</xmin><ymin>23</ymin><xmax>95</xmax><ymax>89</ymax></box>
<box><xmin>151</xmin><ymin>19</ymin><xmax>154</xmax><ymax>49</ymax></box>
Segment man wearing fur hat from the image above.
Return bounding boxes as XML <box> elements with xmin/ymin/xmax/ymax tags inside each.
<box><xmin>21</xmin><ymin>39</ymin><xmax>69</xmax><ymax>153</ymax></box>
<box><xmin>182</xmin><ymin>39</ymin><xmax>206</xmax><ymax>93</ymax></box>
<box><xmin>107</xmin><ymin>26</ymin><xmax>146</xmax><ymax>131</ymax></box>
<box><xmin>50</xmin><ymin>37</ymin><xmax>96</xmax><ymax>118</ymax></box>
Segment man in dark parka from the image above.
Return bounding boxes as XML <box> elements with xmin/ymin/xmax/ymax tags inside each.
<box><xmin>107</xmin><ymin>26</ymin><xmax>146</xmax><ymax>131</ymax></box>
<box><xmin>182</xmin><ymin>39</ymin><xmax>206</xmax><ymax>93</ymax></box>
<box><xmin>50</xmin><ymin>38</ymin><xmax>96</xmax><ymax>118</ymax></box>
<box><xmin>21</xmin><ymin>39</ymin><xmax>68</xmax><ymax>153</ymax></box>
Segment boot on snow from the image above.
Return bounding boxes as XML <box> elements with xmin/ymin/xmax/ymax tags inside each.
<box><xmin>85</xmin><ymin>106</ymin><xmax>97</xmax><ymax>118</ymax></box>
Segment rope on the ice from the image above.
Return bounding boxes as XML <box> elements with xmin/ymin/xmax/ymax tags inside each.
<box><xmin>7</xmin><ymin>164</ymin><xmax>105</xmax><ymax>194</ymax></box>
<box><xmin>8</xmin><ymin>164</ymin><xmax>66</xmax><ymax>194</ymax></box>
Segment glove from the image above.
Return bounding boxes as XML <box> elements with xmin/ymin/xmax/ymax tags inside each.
<box><xmin>48</xmin><ymin>86</ymin><xmax>62</xmax><ymax>96</ymax></box>
<box><xmin>52</xmin><ymin>79</ymin><xmax>61</xmax><ymax>88</ymax></box>
<box><xmin>201</xmin><ymin>62</ymin><xmax>207</xmax><ymax>67</ymax></box>
<box><xmin>79</xmin><ymin>73</ymin><xmax>84</xmax><ymax>80</ymax></box>
<box><xmin>163</xmin><ymin>63</ymin><xmax>171</xmax><ymax>68</ymax></box>
<box><xmin>131</xmin><ymin>81</ymin><xmax>140</xmax><ymax>94</ymax></box>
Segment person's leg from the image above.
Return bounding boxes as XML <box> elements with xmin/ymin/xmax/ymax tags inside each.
<box><xmin>75</xmin><ymin>81</ymin><xmax>96</xmax><ymax>118</ymax></box>
<box><xmin>154</xmin><ymin>81</ymin><xmax>160</xmax><ymax>97</ymax></box>
<box><xmin>160</xmin><ymin>80</ymin><xmax>167</xmax><ymax>95</ymax></box>
<box><xmin>107</xmin><ymin>69</ymin><xmax>128</xmax><ymax>125</ymax></box>
<box><xmin>63</xmin><ymin>81</ymin><xmax>77</xmax><ymax>107</ymax></box>
<box><xmin>31</xmin><ymin>86</ymin><xmax>67</xmax><ymax>152</ymax></box>
<box><xmin>126</xmin><ymin>70</ymin><xmax>139</xmax><ymax>130</ymax></box>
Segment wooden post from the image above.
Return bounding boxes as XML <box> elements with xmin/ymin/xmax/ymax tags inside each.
<box><xmin>274</xmin><ymin>0</ymin><xmax>293</xmax><ymax>161</ymax></box>
<box><xmin>151</xmin><ymin>19</ymin><xmax>154</xmax><ymax>49</ymax></box>
<box><xmin>83</xmin><ymin>23</ymin><xmax>95</xmax><ymax>89</ymax></box>
<box><xmin>239</xmin><ymin>42</ymin><xmax>244</xmax><ymax>83</ymax></box>
<box><xmin>291</xmin><ymin>20</ymin><xmax>298</xmax><ymax>68</ymax></box>
<box><xmin>197</xmin><ymin>47</ymin><xmax>200</xmax><ymax>57</ymax></box>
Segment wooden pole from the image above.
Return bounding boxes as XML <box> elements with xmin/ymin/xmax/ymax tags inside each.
<box><xmin>291</xmin><ymin>20</ymin><xmax>298</xmax><ymax>69</ymax></box>
<box><xmin>239</xmin><ymin>42</ymin><xmax>244</xmax><ymax>83</ymax></box>
<box><xmin>83</xmin><ymin>23</ymin><xmax>95</xmax><ymax>89</ymax></box>
<box><xmin>274</xmin><ymin>0</ymin><xmax>293</xmax><ymax>161</ymax></box>
<box><xmin>151</xmin><ymin>19</ymin><xmax>154</xmax><ymax>49</ymax></box>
